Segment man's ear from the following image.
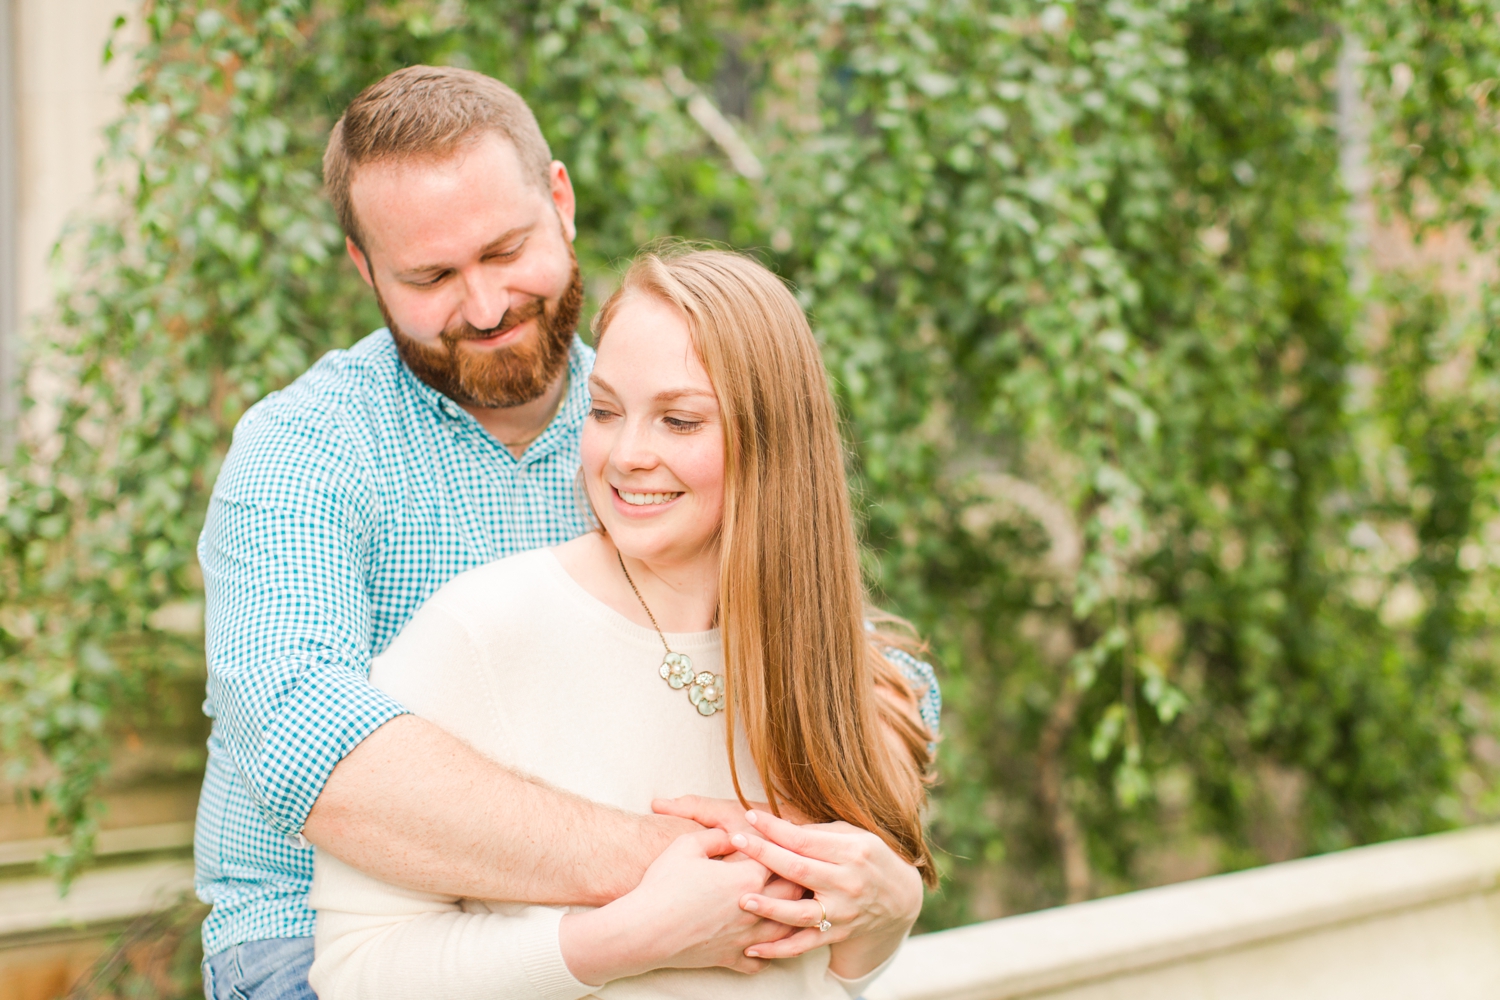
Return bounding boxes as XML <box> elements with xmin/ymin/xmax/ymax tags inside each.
<box><xmin>346</xmin><ymin>237</ymin><xmax>375</xmax><ymax>288</ymax></box>
<box><xmin>549</xmin><ymin>161</ymin><xmax>578</xmax><ymax>243</ymax></box>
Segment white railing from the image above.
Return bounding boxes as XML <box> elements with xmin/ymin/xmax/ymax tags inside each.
<box><xmin>869</xmin><ymin>824</ymin><xmax>1500</xmax><ymax>1000</ymax></box>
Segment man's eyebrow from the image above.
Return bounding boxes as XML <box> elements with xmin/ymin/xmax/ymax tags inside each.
<box><xmin>477</xmin><ymin>224</ymin><xmax>534</xmax><ymax>256</ymax></box>
<box><xmin>394</xmin><ymin>225</ymin><xmax>535</xmax><ymax>278</ymax></box>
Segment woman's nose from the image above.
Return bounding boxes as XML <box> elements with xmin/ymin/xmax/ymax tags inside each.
<box><xmin>611</xmin><ymin>418</ymin><xmax>659</xmax><ymax>470</ymax></box>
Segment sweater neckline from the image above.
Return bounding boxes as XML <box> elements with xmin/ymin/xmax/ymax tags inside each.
<box><xmin>537</xmin><ymin>548</ymin><xmax>722</xmax><ymax>652</ymax></box>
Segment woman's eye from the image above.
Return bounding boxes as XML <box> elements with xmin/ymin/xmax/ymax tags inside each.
<box><xmin>664</xmin><ymin>416</ymin><xmax>702</xmax><ymax>432</ymax></box>
<box><xmin>589</xmin><ymin>407</ymin><xmax>618</xmax><ymax>422</ymax></box>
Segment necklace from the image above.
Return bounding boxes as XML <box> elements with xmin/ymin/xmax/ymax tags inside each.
<box><xmin>617</xmin><ymin>552</ymin><xmax>726</xmax><ymax>717</ymax></box>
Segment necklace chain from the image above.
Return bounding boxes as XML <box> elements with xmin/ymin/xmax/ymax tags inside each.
<box><xmin>617</xmin><ymin>552</ymin><xmax>673</xmax><ymax>654</ymax></box>
<box><xmin>615</xmin><ymin>550</ymin><xmax>725</xmax><ymax>717</ymax></box>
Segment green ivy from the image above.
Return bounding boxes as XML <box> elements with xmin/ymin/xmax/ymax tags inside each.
<box><xmin>3</xmin><ymin>0</ymin><xmax>1497</xmax><ymax>927</ymax></box>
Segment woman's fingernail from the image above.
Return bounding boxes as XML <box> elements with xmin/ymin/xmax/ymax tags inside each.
<box><xmin>744</xmin><ymin>898</ymin><xmax>759</xmax><ymax>912</ymax></box>
<box><xmin>732</xmin><ymin>833</ymin><xmax>748</xmax><ymax>848</ymax></box>
<box><xmin>746</xmin><ymin>950</ymin><xmax>760</xmax><ymax>958</ymax></box>
<box><xmin>745</xmin><ymin>810</ymin><xmax>759</xmax><ymax>824</ymax></box>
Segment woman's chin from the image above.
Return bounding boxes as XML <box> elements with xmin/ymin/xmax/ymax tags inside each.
<box><xmin>604</xmin><ymin>528</ymin><xmax>673</xmax><ymax>563</ymax></box>
<box><xmin>590</xmin><ymin>487</ymin><xmax>720</xmax><ymax>569</ymax></box>
<box><xmin>604</xmin><ymin>525</ymin><xmax>715</xmax><ymax>570</ymax></box>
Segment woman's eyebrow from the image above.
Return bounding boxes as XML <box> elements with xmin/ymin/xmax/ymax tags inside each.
<box><xmin>653</xmin><ymin>388</ymin><xmax>716</xmax><ymax>403</ymax></box>
<box><xmin>589</xmin><ymin>373</ymin><xmax>714</xmax><ymax>405</ymax></box>
<box><xmin>588</xmin><ymin>374</ymin><xmax>713</xmax><ymax>403</ymax></box>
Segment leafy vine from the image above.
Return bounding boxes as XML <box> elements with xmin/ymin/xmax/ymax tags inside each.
<box><xmin>3</xmin><ymin>0</ymin><xmax>1497</xmax><ymax>923</ymax></box>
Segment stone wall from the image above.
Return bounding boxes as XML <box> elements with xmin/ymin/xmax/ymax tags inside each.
<box><xmin>867</xmin><ymin>825</ymin><xmax>1500</xmax><ymax>1000</ymax></box>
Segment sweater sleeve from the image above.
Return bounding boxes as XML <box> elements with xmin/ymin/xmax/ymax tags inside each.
<box><xmin>305</xmin><ymin>588</ymin><xmax>594</xmax><ymax>1000</ymax></box>
<box><xmin>307</xmin><ymin>851</ymin><xmax>592</xmax><ymax>1000</ymax></box>
<box><xmin>827</xmin><ymin>942</ymin><xmax>903</xmax><ymax>998</ymax></box>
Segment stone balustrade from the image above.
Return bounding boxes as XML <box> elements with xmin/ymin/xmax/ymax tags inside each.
<box><xmin>868</xmin><ymin>824</ymin><xmax>1500</xmax><ymax>1000</ymax></box>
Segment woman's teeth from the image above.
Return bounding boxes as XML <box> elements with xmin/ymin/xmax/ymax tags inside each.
<box><xmin>619</xmin><ymin>490</ymin><xmax>683</xmax><ymax>506</ymax></box>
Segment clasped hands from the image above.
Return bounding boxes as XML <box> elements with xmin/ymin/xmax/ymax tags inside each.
<box><xmin>559</xmin><ymin>794</ymin><xmax>922</xmax><ymax>985</ymax></box>
<box><xmin>650</xmin><ymin>795</ymin><xmax>923</xmax><ymax>979</ymax></box>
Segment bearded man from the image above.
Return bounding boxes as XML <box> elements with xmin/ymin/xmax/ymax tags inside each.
<box><xmin>193</xmin><ymin>67</ymin><xmax>797</xmax><ymax>1000</ymax></box>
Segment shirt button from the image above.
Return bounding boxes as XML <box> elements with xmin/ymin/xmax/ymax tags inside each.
<box><xmin>442</xmin><ymin>404</ymin><xmax>459</xmax><ymax>418</ymax></box>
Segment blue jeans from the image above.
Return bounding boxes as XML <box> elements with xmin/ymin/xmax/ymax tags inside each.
<box><xmin>202</xmin><ymin>936</ymin><xmax>315</xmax><ymax>1000</ymax></box>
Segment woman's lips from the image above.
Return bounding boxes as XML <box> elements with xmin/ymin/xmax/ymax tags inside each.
<box><xmin>611</xmin><ymin>486</ymin><xmax>684</xmax><ymax>514</ymax></box>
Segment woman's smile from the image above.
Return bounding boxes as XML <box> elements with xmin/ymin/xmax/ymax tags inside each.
<box><xmin>613</xmin><ymin>487</ymin><xmax>686</xmax><ymax>509</ymax></box>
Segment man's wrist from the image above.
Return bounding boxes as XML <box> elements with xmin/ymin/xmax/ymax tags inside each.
<box><xmin>647</xmin><ymin>813</ymin><xmax>702</xmax><ymax>848</ymax></box>
<box><xmin>558</xmin><ymin>813</ymin><xmax>698</xmax><ymax>907</ymax></box>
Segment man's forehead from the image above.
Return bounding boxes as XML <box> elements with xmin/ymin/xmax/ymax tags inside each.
<box><xmin>349</xmin><ymin>134</ymin><xmax>549</xmax><ymax>260</ymax></box>
<box><xmin>350</xmin><ymin>134</ymin><xmax>542</xmax><ymax>204</ymax></box>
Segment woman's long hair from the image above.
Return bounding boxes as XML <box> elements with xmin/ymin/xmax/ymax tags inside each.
<box><xmin>592</xmin><ymin>246</ymin><xmax>937</xmax><ymax>886</ymax></box>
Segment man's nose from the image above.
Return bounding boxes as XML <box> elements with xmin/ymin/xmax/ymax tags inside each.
<box><xmin>461</xmin><ymin>277</ymin><xmax>510</xmax><ymax>332</ymax></box>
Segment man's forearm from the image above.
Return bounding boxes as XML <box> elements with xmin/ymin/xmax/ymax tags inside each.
<box><xmin>303</xmin><ymin>714</ymin><xmax>696</xmax><ymax>905</ymax></box>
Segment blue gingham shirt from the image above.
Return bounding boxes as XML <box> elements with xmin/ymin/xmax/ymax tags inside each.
<box><xmin>193</xmin><ymin>327</ymin><xmax>940</xmax><ymax>957</ymax></box>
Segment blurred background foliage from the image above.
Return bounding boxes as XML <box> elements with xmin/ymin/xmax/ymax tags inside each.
<box><xmin>3</xmin><ymin>0</ymin><xmax>1500</xmax><ymax>935</ymax></box>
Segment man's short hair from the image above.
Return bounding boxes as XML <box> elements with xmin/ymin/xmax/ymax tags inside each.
<box><xmin>323</xmin><ymin>65</ymin><xmax>553</xmax><ymax>251</ymax></box>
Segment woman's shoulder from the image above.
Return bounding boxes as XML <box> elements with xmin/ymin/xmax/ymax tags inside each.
<box><xmin>369</xmin><ymin>548</ymin><xmax>568</xmax><ymax>716</ymax></box>
<box><xmin>423</xmin><ymin>547</ymin><xmax>564</xmax><ymax>622</ymax></box>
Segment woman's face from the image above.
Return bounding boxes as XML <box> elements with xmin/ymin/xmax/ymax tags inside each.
<box><xmin>583</xmin><ymin>293</ymin><xmax>725</xmax><ymax>568</ymax></box>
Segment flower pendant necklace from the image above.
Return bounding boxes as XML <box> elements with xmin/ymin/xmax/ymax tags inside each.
<box><xmin>617</xmin><ymin>552</ymin><xmax>726</xmax><ymax>717</ymax></box>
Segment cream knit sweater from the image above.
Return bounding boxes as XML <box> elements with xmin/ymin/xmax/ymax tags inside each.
<box><xmin>307</xmin><ymin>548</ymin><xmax>891</xmax><ymax>1000</ymax></box>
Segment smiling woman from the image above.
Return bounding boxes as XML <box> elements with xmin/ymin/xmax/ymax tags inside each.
<box><xmin>582</xmin><ymin>249</ymin><xmax>937</xmax><ymax>876</ymax></box>
<box><xmin>305</xmin><ymin>246</ymin><xmax>940</xmax><ymax>1000</ymax></box>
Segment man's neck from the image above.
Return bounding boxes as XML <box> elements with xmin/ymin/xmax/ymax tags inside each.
<box><xmin>461</xmin><ymin>369</ymin><xmax>569</xmax><ymax>459</ymax></box>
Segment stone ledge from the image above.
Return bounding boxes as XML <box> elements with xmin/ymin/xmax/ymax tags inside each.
<box><xmin>869</xmin><ymin>824</ymin><xmax>1500</xmax><ymax>1000</ymax></box>
<box><xmin>0</xmin><ymin>821</ymin><xmax>196</xmax><ymax>869</ymax></box>
<box><xmin>0</xmin><ymin>859</ymin><xmax>195</xmax><ymax>940</ymax></box>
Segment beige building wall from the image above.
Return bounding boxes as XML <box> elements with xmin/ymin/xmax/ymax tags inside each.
<box><xmin>14</xmin><ymin>0</ymin><xmax>136</xmax><ymax>325</ymax></box>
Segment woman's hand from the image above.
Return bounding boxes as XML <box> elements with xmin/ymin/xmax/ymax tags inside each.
<box><xmin>729</xmin><ymin>810</ymin><xmax>924</xmax><ymax>980</ymax></box>
<box><xmin>652</xmin><ymin>794</ymin><xmax>813</xmax><ymax>840</ymax></box>
<box><xmin>558</xmin><ymin>828</ymin><xmax>802</xmax><ymax>986</ymax></box>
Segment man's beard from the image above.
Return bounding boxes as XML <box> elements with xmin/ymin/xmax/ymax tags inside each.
<box><xmin>380</xmin><ymin>253</ymin><xmax>584</xmax><ymax>409</ymax></box>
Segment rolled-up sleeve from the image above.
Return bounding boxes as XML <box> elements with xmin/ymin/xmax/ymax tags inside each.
<box><xmin>199</xmin><ymin>404</ymin><xmax>409</xmax><ymax>838</ymax></box>
<box><xmin>882</xmin><ymin>646</ymin><xmax>942</xmax><ymax>752</ymax></box>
